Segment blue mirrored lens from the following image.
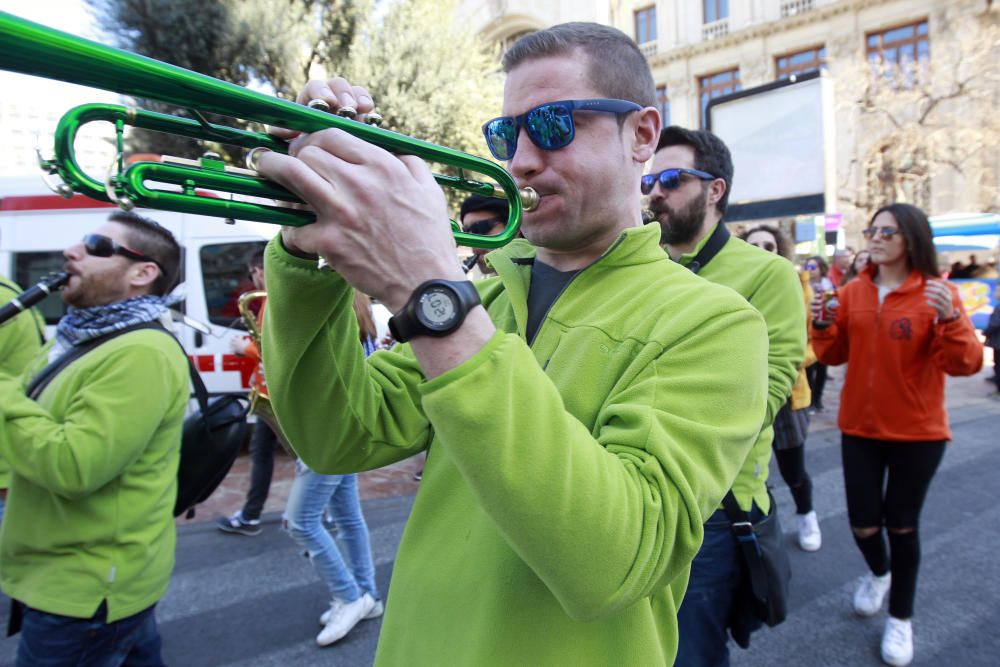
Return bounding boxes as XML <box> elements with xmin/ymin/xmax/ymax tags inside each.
<box><xmin>640</xmin><ymin>169</ymin><xmax>682</xmax><ymax>194</ymax></box>
<box><xmin>526</xmin><ymin>104</ymin><xmax>573</xmax><ymax>150</ymax></box>
<box><xmin>485</xmin><ymin>119</ymin><xmax>517</xmax><ymax>160</ymax></box>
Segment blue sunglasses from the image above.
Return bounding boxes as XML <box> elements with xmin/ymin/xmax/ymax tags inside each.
<box><xmin>641</xmin><ymin>168</ymin><xmax>717</xmax><ymax>195</ymax></box>
<box><xmin>482</xmin><ymin>98</ymin><xmax>642</xmax><ymax>161</ymax></box>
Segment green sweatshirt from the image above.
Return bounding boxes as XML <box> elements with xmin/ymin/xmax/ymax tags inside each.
<box><xmin>0</xmin><ymin>329</ymin><xmax>188</xmax><ymax>622</ymax></box>
<box><xmin>262</xmin><ymin>222</ymin><xmax>769</xmax><ymax>666</ymax></box>
<box><xmin>678</xmin><ymin>229</ymin><xmax>806</xmax><ymax>512</ymax></box>
<box><xmin>0</xmin><ymin>275</ymin><xmax>45</xmax><ymax>489</ymax></box>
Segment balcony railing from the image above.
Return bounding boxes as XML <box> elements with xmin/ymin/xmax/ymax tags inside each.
<box><xmin>702</xmin><ymin>18</ymin><xmax>729</xmax><ymax>41</ymax></box>
<box><xmin>639</xmin><ymin>41</ymin><xmax>657</xmax><ymax>58</ymax></box>
<box><xmin>781</xmin><ymin>0</ymin><xmax>815</xmax><ymax>18</ymax></box>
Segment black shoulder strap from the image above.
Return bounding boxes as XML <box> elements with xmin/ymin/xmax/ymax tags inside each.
<box><xmin>26</xmin><ymin>321</ymin><xmax>205</xmax><ymax>411</ymax></box>
<box><xmin>722</xmin><ymin>490</ymin><xmax>769</xmax><ymax>603</ymax></box>
<box><xmin>686</xmin><ymin>222</ymin><xmax>730</xmax><ymax>275</ymax></box>
<box><xmin>0</xmin><ymin>279</ymin><xmax>45</xmax><ymax>347</ymax></box>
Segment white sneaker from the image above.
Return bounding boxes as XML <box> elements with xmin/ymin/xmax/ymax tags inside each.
<box><xmin>881</xmin><ymin>617</ymin><xmax>913</xmax><ymax>666</ymax></box>
<box><xmin>316</xmin><ymin>593</ymin><xmax>376</xmax><ymax>646</ymax></box>
<box><xmin>319</xmin><ymin>597</ymin><xmax>383</xmax><ymax>625</ymax></box>
<box><xmin>853</xmin><ymin>572</ymin><xmax>891</xmax><ymax>617</ymax></box>
<box><xmin>796</xmin><ymin>511</ymin><xmax>822</xmax><ymax>552</ymax></box>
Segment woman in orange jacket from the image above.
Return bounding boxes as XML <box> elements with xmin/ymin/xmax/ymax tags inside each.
<box><xmin>811</xmin><ymin>203</ymin><xmax>982</xmax><ymax>667</ymax></box>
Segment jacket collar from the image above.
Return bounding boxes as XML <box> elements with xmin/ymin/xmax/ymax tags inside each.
<box><xmin>859</xmin><ymin>264</ymin><xmax>925</xmax><ymax>293</ymax></box>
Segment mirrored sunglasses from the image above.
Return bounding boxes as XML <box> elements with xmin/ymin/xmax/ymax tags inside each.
<box><xmin>482</xmin><ymin>98</ymin><xmax>641</xmax><ymax>161</ymax></box>
<box><xmin>640</xmin><ymin>168</ymin><xmax>717</xmax><ymax>195</ymax></box>
<box><xmin>83</xmin><ymin>233</ymin><xmax>164</xmax><ymax>273</ymax></box>
<box><xmin>862</xmin><ymin>226</ymin><xmax>901</xmax><ymax>241</ymax></box>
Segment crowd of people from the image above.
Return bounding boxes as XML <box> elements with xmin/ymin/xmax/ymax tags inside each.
<box><xmin>0</xmin><ymin>20</ymin><xmax>988</xmax><ymax>667</ymax></box>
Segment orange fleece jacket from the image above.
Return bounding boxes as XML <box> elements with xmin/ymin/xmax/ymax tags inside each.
<box><xmin>812</xmin><ymin>267</ymin><xmax>982</xmax><ymax>442</ymax></box>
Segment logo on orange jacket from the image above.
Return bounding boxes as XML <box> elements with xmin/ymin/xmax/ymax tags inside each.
<box><xmin>889</xmin><ymin>317</ymin><xmax>913</xmax><ymax>340</ymax></box>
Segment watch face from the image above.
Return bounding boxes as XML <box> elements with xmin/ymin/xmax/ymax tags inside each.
<box><xmin>417</xmin><ymin>287</ymin><xmax>458</xmax><ymax>330</ymax></box>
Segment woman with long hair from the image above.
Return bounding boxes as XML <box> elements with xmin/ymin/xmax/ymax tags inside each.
<box><xmin>841</xmin><ymin>250</ymin><xmax>871</xmax><ymax>286</ymax></box>
<box><xmin>811</xmin><ymin>203</ymin><xmax>982</xmax><ymax>666</ymax></box>
<box><xmin>741</xmin><ymin>225</ymin><xmax>822</xmax><ymax>551</ymax></box>
<box><xmin>804</xmin><ymin>255</ymin><xmax>833</xmax><ymax>411</ymax></box>
<box><xmin>283</xmin><ymin>291</ymin><xmax>383</xmax><ymax>647</ymax></box>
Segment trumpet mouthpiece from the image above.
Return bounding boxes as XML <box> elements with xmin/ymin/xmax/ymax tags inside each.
<box><xmin>520</xmin><ymin>187</ymin><xmax>539</xmax><ymax>212</ymax></box>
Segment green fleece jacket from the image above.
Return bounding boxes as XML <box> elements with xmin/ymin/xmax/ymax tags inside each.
<box><xmin>262</xmin><ymin>222</ymin><xmax>768</xmax><ymax>666</ymax></box>
<box><xmin>677</xmin><ymin>229</ymin><xmax>806</xmax><ymax>512</ymax></box>
<box><xmin>0</xmin><ymin>275</ymin><xmax>45</xmax><ymax>489</ymax></box>
<box><xmin>0</xmin><ymin>328</ymin><xmax>187</xmax><ymax>622</ymax></box>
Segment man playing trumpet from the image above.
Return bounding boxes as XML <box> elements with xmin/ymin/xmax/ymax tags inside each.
<box><xmin>257</xmin><ymin>23</ymin><xmax>768</xmax><ymax>664</ymax></box>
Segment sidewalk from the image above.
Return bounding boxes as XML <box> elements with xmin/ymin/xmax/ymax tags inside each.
<box><xmin>178</xmin><ymin>440</ymin><xmax>424</xmax><ymax>527</ymax></box>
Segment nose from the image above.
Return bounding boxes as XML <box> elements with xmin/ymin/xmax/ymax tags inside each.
<box><xmin>64</xmin><ymin>241</ymin><xmax>85</xmax><ymax>262</ymax></box>
<box><xmin>507</xmin><ymin>127</ymin><xmax>543</xmax><ymax>181</ymax></box>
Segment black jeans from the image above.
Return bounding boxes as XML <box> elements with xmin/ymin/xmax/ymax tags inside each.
<box><xmin>241</xmin><ymin>422</ymin><xmax>277</xmax><ymax>521</ymax></box>
<box><xmin>841</xmin><ymin>434</ymin><xmax>946</xmax><ymax>618</ymax></box>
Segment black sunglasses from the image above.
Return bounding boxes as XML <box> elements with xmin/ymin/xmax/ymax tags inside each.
<box><xmin>640</xmin><ymin>168</ymin><xmax>717</xmax><ymax>195</ymax></box>
<box><xmin>83</xmin><ymin>234</ymin><xmax>164</xmax><ymax>273</ymax></box>
<box><xmin>751</xmin><ymin>241</ymin><xmax>777</xmax><ymax>253</ymax></box>
<box><xmin>462</xmin><ymin>217</ymin><xmax>506</xmax><ymax>236</ymax></box>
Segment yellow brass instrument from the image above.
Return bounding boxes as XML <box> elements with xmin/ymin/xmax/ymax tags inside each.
<box><xmin>0</xmin><ymin>12</ymin><xmax>537</xmax><ymax>248</ymax></box>
<box><xmin>237</xmin><ymin>290</ymin><xmax>295</xmax><ymax>455</ymax></box>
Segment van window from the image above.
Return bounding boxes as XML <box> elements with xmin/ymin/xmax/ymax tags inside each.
<box><xmin>14</xmin><ymin>251</ymin><xmax>68</xmax><ymax>325</ymax></box>
<box><xmin>200</xmin><ymin>241</ymin><xmax>267</xmax><ymax>327</ymax></box>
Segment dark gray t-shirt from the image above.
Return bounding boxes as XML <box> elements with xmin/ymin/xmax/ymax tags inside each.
<box><xmin>526</xmin><ymin>260</ymin><xmax>580</xmax><ymax>344</ymax></box>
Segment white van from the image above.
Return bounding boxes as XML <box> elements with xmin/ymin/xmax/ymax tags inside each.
<box><xmin>0</xmin><ymin>177</ymin><xmax>274</xmax><ymax>396</ymax></box>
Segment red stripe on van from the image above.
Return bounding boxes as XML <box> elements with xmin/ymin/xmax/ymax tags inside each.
<box><xmin>0</xmin><ymin>194</ymin><xmax>118</xmax><ymax>211</ymax></box>
<box><xmin>222</xmin><ymin>354</ymin><xmax>256</xmax><ymax>388</ymax></box>
<box><xmin>195</xmin><ymin>355</ymin><xmax>215</xmax><ymax>372</ymax></box>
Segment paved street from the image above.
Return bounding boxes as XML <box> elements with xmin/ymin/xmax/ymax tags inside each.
<box><xmin>1</xmin><ymin>368</ymin><xmax>998</xmax><ymax>666</ymax></box>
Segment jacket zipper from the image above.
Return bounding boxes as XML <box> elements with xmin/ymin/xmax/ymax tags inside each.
<box><xmin>527</xmin><ymin>234</ymin><xmax>629</xmax><ymax>348</ymax></box>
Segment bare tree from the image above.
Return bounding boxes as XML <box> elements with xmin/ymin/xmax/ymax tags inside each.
<box><xmin>834</xmin><ymin>7</ymin><xmax>1000</xmax><ymax>224</ymax></box>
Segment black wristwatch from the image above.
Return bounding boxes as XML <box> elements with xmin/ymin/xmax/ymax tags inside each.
<box><xmin>388</xmin><ymin>279</ymin><xmax>481</xmax><ymax>343</ymax></box>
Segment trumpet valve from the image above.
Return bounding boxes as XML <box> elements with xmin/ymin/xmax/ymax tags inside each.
<box><xmin>336</xmin><ymin>106</ymin><xmax>358</xmax><ymax>119</ymax></box>
<box><xmin>245</xmin><ymin>147</ymin><xmax>272</xmax><ymax>173</ymax></box>
<box><xmin>364</xmin><ymin>111</ymin><xmax>384</xmax><ymax>126</ymax></box>
<box><xmin>307</xmin><ymin>98</ymin><xmax>331</xmax><ymax>112</ymax></box>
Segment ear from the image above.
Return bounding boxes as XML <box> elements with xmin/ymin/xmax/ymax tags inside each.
<box><xmin>128</xmin><ymin>262</ymin><xmax>160</xmax><ymax>292</ymax></box>
<box><xmin>707</xmin><ymin>177</ymin><xmax>727</xmax><ymax>209</ymax></box>
<box><xmin>630</xmin><ymin>106</ymin><xmax>661</xmax><ymax>164</ymax></box>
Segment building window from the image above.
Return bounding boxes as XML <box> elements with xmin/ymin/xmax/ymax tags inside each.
<box><xmin>704</xmin><ymin>0</ymin><xmax>729</xmax><ymax>24</ymax></box>
<box><xmin>634</xmin><ymin>6</ymin><xmax>656</xmax><ymax>45</ymax></box>
<box><xmin>656</xmin><ymin>85</ymin><xmax>670</xmax><ymax>127</ymax></box>
<box><xmin>866</xmin><ymin>19</ymin><xmax>930</xmax><ymax>66</ymax></box>
<box><xmin>775</xmin><ymin>45</ymin><xmax>827</xmax><ymax>79</ymax></box>
<box><xmin>698</xmin><ymin>68</ymin><xmax>740</xmax><ymax>128</ymax></box>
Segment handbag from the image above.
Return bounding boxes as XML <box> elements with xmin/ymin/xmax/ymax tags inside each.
<box><xmin>723</xmin><ymin>489</ymin><xmax>792</xmax><ymax>649</ymax></box>
<box><xmin>26</xmin><ymin>321</ymin><xmax>248</xmax><ymax>520</ymax></box>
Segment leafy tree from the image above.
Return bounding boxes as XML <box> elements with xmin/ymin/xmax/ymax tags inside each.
<box><xmin>85</xmin><ymin>0</ymin><xmax>506</xmax><ymax>211</ymax></box>
<box><xmin>86</xmin><ymin>0</ymin><xmax>367</xmax><ymax>162</ymax></box>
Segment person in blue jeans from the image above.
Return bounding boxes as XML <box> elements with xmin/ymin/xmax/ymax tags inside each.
<box><xmin>283</xmin><ymin>292</ymin><xmax>383</xmax><ymax>647</ymax></box>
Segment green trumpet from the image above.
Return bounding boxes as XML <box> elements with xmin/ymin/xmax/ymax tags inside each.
<box><xmin>0</xmin><ymin>11</ymin><xmax>537</xmax><ymax>249</ymax></box>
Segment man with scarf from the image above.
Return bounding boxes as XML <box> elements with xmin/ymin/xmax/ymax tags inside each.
<box><xmin>0</xmin><ymin>211</ymin><xmax>187</xmax><ymax>666</ymax></box>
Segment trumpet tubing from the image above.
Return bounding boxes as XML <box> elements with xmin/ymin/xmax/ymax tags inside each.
<box><xmin>0</xmin><ymin>12</ymin><xmax>536</xmax><ymax>249</ymax></box>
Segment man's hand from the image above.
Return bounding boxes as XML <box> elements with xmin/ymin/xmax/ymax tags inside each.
<box><xmin>229</xmin><ymin>336</ymin><xmax>251</xmax><ymax>356</ymax></box>
<box><xmin>926</xmin><ymin>280</ymin><xmax>957</xmax><ymax>321</ymax></box>
<box><xmin>257</xmin><ymin>77</ymin><xmax>465</xmax><ymax>312</ymax></box>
